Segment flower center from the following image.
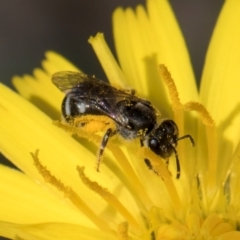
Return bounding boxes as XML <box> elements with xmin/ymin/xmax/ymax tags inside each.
<box><xmin>157</xmin><ymin>213</ymin><xmax>235</xmax><ymax>240</ymax></box>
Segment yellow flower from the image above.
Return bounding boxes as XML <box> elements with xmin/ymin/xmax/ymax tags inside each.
<box><xmin>1</xmin><ymin>0</ymin><xmax>240</xmax><ymax>239</ymax></box>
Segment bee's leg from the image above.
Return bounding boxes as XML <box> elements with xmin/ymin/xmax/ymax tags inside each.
<box><xmin>96</xmin><ymin>128</ymin><xmax>115</xmax><ymax>171</ymax></box>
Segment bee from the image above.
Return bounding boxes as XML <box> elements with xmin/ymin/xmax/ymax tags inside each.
<box><xmin>52</xmin><ymin>71</ymin><xmax>194</xmax><ymax>178</ymax></box>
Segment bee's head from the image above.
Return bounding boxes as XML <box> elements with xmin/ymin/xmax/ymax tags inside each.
<box><xmin>147</xmin><ymin>119</ymin><xmax>179</xmax><ymax>159</ymax></box>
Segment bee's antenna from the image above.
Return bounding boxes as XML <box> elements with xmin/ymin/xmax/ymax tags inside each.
<box><xmin>173</xmin><ymin>134</ymin><xmax>195</xmax><ymax>179</ymax></box>
<box><xmin>177</xmin><ymin>134</ymin><xmax>195</xmax><ymax>147</ymax></box>
<box><xmin>171</xmin><ymin>146</ymin><xmax>180</xmax><ymax>179</ymax></box>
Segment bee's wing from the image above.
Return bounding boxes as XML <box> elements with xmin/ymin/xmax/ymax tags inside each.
<box><xmin>52</xmin><ymin>71</ymin><xmax>103</xmax><ymax>93</ymax></box>
<box><xmin>52</xmin><ymin>71</ymin><xmax>151</xmax><ymax>103</ymax></box>
<box><xmin>52</xmin><ymin>71</ymin><xmax>135</xmax><ymax>99</ymax></box>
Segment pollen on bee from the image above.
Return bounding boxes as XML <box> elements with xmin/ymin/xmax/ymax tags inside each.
<box><xmin>72</xmin><ymin>115</ymin><xmax>116</xmax><ymax>133</ymax></box>
<box><xmin>53</xmin><ymin>114</ymin><xmax>116</xmax><ymax>144</ymax></box>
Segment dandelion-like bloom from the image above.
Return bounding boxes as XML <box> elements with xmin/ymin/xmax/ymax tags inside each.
<box><xmin>1</xmin><ymin>0</ymin><xmax>240</xmax><ymax>239</ymax></box>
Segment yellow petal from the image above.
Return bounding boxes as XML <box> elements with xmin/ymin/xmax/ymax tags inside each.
<box><xmin>147</xmin><ymin>0</ymin><xmax>197</xmax><ymax>102</ymax></box>
<box><xmin>42</xmin><ymin>51</ymin><xmax>80</xmax><ymax>74</ymax></box>
<box><xmin>200</xmin><ymin>0</ymin><xmax>240</xmax><ymax>152</ymax></box>
<box><xmin>0</xmin><ymin>83</ymin><xmax>91</xmax><ymax>182</ymax></box>
<box><xmin>0</xmin><ymin>164</ymin><xmax>94</xmax><ymax>226</ymax></box>
<box><xmin>12</xmin><ymin>52</ymin><xmax>80</xmax><ymax>118</ymax></box>
<box><xmin>113</xmin><ymin>7</ymin><xmax>150</xmax><ymax>96</ymax></box>
<box><xmin>0</xmin><ymin>221</ymin><xmax>115</xmax><ymax>240</ymax></box>
<box><xmin>88</xmin><ymin>33</ymin><xmax>128</xmax><ymax>88</ymax></box>
<box><xmin>12</xmin><ymin>71</ymin><xmax>62</xmax><ymax>119</ymax></box>
<box><xmin>0</xmin><ymin>84</ymin><xmax>121</xmax><ymax>215</ymax></box>
<box><xmin>113</xmin><ymin>0</ymin><xmax>198</xmax><ymax>111</ymax></box>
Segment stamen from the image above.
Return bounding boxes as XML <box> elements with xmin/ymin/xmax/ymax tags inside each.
<box><xmin>158</xmin><ymin>65</ymin><xmax>182</xmax><ymax>111</ymax></box>
<box><xmin>31</xmin><ymin>149</ymin><xmax>71</xmax><ymax>195</ymax></box>
<box><xmin>158</xmin><ymin>65</ymin><xmax>186</xmax><ymax>173</ymax></box>
<box><xmin>31</xmin><ymin>150</ymin><xmax>113</xmax><ymax>233</ymax></box>
<box><xmin>117</xmin><ymin>222</ymin><xmax>129</xmax><ymax>240</ymax></box>
<box><xmin>77</xmin><ymin>166</ymin><xmax>140</xmax><ymax>230</ymax></box>
<box><xmin>184</xmin><ymin>101</ymin><xmax>215</xmax><ymax>126</ymax></box>
<box><xmin>108</xmin><ymin>144</ymin><xmax>153</xmax><ymax>208</ymax></box>
<box><xmin>54</xmin><ymin>119</ymin><xmax>153</xmax><ymax>209</ymax></box>
<box><xmin>140</xmin><ymin>148</ymin><xmax>182</xmax><ymax>218</ymax></box>
<box><xmin>184</xmin><ymin>101</ymin><xmax>218</xmax><ymax>187</ymax></box>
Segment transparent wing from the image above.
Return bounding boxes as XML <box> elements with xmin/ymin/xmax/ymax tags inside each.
<box><xmin>52</xmin><ymin>71</ymin><xmax>108</xmax><ymax>93</ymax></box>
<box><xmin>52</xmin><ymin>70</ymin><xmax>150</xmax><ymax>105</ymax></box>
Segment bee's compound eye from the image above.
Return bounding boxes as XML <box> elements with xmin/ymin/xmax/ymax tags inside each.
<box><xmin>149</xmin><ymin>138</ymin><xmax>159</xmax><ymax>152</ymax></box>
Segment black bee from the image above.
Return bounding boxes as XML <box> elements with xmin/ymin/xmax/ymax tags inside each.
<box><xmin>52</xmin><ymin>71</ymin><xmax>194</xmax><ymax>178</ymax></box>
